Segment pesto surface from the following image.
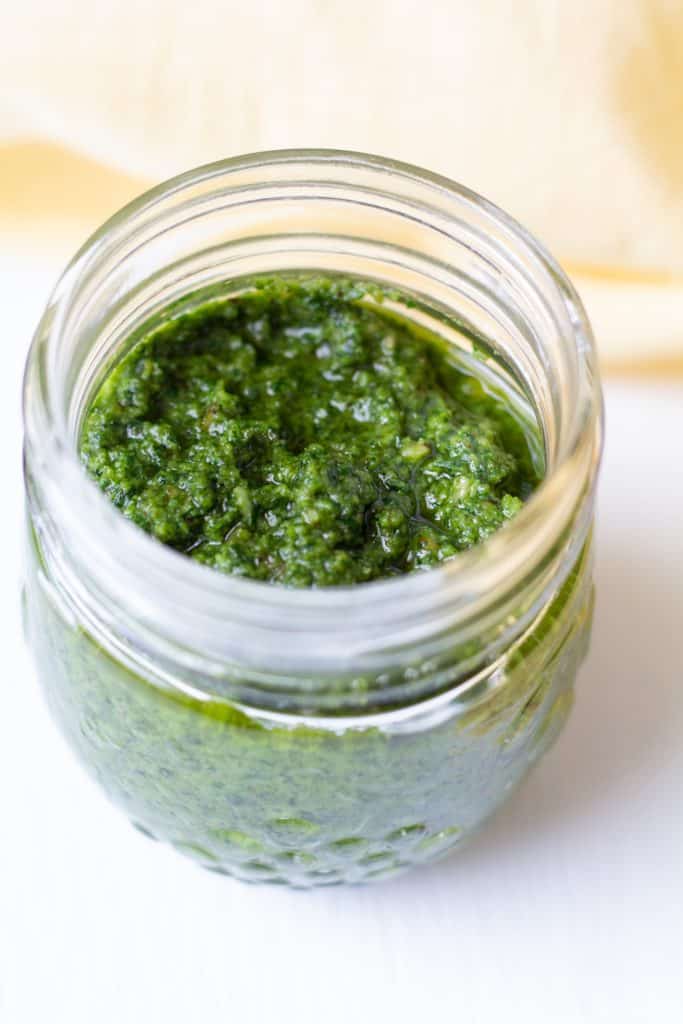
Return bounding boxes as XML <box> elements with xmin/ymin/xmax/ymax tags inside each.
<box><xmin>80</xmin><ymin>278</ymin><xmax>541</xmax><ymax>586</ymax></box>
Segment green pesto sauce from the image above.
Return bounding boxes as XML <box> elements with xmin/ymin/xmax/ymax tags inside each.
<box><xmin>80</xmin><ymin>277</ymin><xmax>541</xmax><ymax>586</ymax></box>
<box><xmin>25</xmin><ymin>523</ymin><xmax>593</xmax><ymax>885</ymax></box>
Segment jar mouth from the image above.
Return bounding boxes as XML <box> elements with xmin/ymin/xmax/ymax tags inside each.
<box><xmin>23</xmin><ymin>149</ymin><xmax>603</xmax><ymax>687</ymax></box>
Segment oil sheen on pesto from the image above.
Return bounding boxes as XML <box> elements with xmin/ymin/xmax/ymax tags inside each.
<box><xmin>80</xmin><ymin>277</ymin><xmax>541</xmax><ymax>586</ymax></box>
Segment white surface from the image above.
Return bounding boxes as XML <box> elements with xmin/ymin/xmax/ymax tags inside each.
<box><xmin>1</xmin><ymin>263</ymin><xmax>681</xmax><ymax>1024</ymax></box>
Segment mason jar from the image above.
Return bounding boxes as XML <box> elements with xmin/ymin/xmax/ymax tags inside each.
<box><xmin>22</xmin><ymin>150</ymin><xmax>603</xmax><ymax>887</ymax></box>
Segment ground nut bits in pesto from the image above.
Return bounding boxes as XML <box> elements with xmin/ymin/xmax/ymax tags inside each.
<box><xmin>80</xmin><ymin>277</ymin><xmax>541</xmax><ymax>585</ymax></box>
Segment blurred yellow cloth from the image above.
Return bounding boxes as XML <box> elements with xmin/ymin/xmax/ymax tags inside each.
<box><xmin>2</xmin><ymin>0</ymin><xmax>682</xmax><ymax>370</ymax></box>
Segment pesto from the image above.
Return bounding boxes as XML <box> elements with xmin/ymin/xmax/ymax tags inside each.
<box><xmin>24</xmin><ymin>526</ymin><xmax>593</xmax><ymax>886</ymax></box>
<box><xmin>80</xmin><ymin>277</ymin><xmax>540</xmax><ymax>586</ymax></box>
<box><xmin>22</xmin><ymin>157</ymin><xmax>600</xmax><ymax>889</ymax></box>
<box><xmin>23</xmin><ymin>276</ymin><xmax>594</xmax><ymax>887</ymax></box>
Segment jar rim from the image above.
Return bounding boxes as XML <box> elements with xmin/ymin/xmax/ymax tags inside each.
<box><xmin>23</xmin><ymin>148</ymin><xmax>603</xmax><ymax>690</ymax></box>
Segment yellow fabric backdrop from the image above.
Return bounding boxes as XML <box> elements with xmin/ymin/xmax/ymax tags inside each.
<box><xmin>2</xmin><ymin>1</ymin><xmax>682</xmax><ymax>371</ymax></box>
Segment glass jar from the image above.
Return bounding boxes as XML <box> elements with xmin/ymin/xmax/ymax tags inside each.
<box><xmin>22</xmin><ymin>150</ymin><xmax>603</xmax><ymax>887</ymax></box>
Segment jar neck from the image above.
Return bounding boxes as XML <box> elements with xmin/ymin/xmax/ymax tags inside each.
<box><xmin>23</xmin><ymin>150</ymin><xmax>603</xmax><ymax>715</ymax></box>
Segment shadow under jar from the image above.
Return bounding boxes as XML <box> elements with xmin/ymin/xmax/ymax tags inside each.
<box><xmin>22</xmin><ymin>150</ymin><xmax>603</xmax><ymax>887</ymax></box>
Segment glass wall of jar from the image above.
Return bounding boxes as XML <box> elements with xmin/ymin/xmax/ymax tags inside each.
<box><xmin>22</xmin><ymin>151</ymin><xmax>603</xmax><ymax>886</ymax></box>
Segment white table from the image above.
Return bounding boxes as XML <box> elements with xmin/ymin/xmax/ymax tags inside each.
<box><xmin>2</xmin><ymin>260</ymin><xmax>681</xmax><ymax>1023</ymax></box>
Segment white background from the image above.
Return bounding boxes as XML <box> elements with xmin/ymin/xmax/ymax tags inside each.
<box><xmin>1</xmin><ymin>260</ymin><xmax>681</xmax><ymax>1023</ymax></box>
